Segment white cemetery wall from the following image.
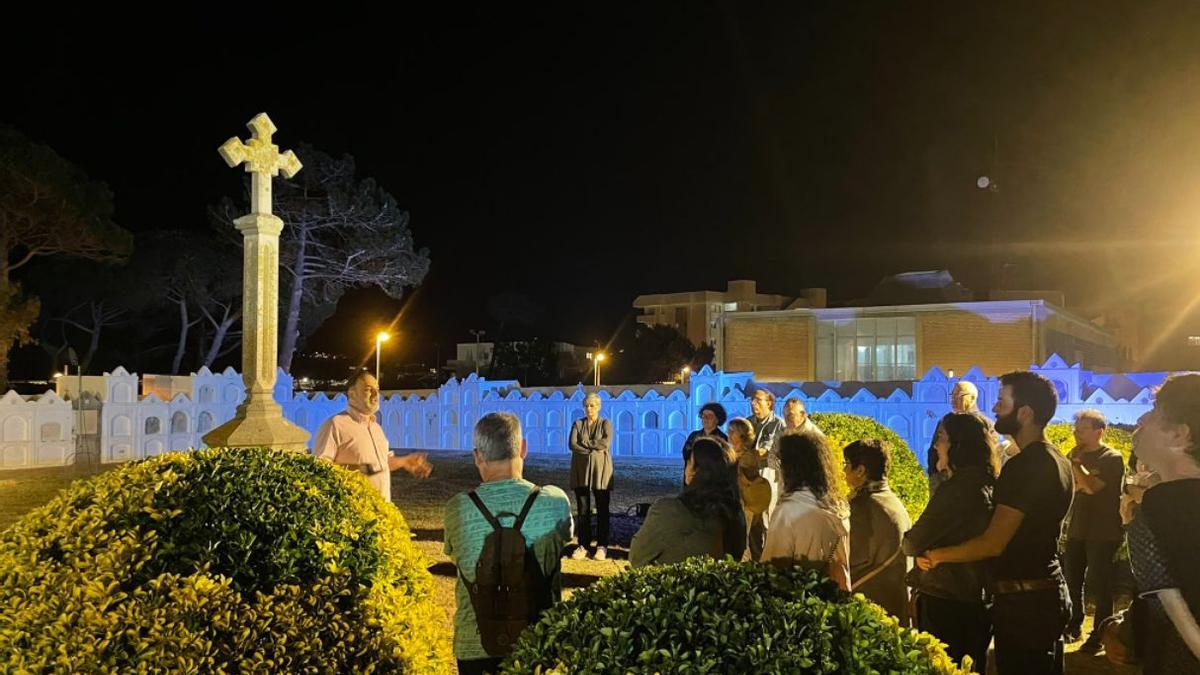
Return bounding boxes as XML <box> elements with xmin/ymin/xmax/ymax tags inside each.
<box><xmin>0</xmin><ymin>390</ymin><xmax>74</xmax><ymax>469</ymax></box>
<box><xmin>3</xmin><ymin>354</ymin><xmax>1179</xmax><ymax>471</ymax></box>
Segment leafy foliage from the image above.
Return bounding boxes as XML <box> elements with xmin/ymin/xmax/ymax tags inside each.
<box><xmin>501</xmin><ymin>558</ymin><xmax>969</xmax><ymax>674</ymax></box>
<box><xmin>0</xmin><ymin>447</ymin><xmax>450</xmax><ymax>672</ymax></box>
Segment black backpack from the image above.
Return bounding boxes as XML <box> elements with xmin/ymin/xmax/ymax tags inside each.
<box><xmin>462</xmin><ymin>487</ymin><xmax>552</xmax><ymax>656</ymax></box>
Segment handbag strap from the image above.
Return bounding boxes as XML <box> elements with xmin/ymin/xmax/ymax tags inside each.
<box><xmin>853</xmin><ymin>547</ymin><xmax>903</xmax><ymax>589</ymax></box>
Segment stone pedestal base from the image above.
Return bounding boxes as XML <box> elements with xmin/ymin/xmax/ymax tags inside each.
<box><xmin>202</xmin><ymin>398</ymin><xmax>310</xmax><ymax>451</ymax></box>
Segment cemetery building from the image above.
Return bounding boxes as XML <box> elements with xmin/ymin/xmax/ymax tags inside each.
<box><xmin>638</xmin><ymin>272</ymin><xmax>1123</xmax><ymax>382</ymax></box>
<box><xmin>633</xmin><ymin>280</ymin><xmax>827</xmax><ymax>369</ymax></box>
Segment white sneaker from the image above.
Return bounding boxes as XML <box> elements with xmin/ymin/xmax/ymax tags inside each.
<box><xmin>570</xmin><ymin>546</ymin><xmax>588</xmax><ymax>560</ymax></box>
<box><xmin>592</xmin><ymin>546</ymin><xmax>607</xmax><ymax>561</ymax></box>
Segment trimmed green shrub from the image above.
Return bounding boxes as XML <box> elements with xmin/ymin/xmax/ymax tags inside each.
<box><xmin>0</xmin><ymin>447</ymin><xmax>451</xmax><ymax>673</ymax></box>
<box><xmin>812</xmin><ymin>412</ymin><xmax>930</xmax><ymax>521</ymax></box>
<box><xmin>501</xmin><ymin>558</ymin><xmax>970</xmax><ymax>674</ymax></box>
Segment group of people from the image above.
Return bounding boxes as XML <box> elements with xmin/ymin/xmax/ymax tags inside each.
<box><xmin>310</xmin><ymin>369</ymin><xmax>1200</xmax><ymax>675</ymax></box>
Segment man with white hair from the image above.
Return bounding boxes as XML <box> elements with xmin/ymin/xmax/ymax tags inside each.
<box><xmin>952</xmin><ymin>380</ymin><xmax>980</xmax><ymax>414</ymax></box>
<box><xmin>766</xmin><ymin>397</ymin><xmax>824</xmax><ymax>513</ymax></box>
<box><xmin>928</xmin><ymin>380</ymin><xmax>986</xmax><ymax>495</ymax></box>
<box><xmin>314</xmin><ymin>371</ymin><xmax>432</xmax><ymax>501</ymax></box>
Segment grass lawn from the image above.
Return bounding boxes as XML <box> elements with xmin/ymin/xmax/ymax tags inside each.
<box><xmin>0</xmin><ymin>451</ymin><xmax>1140</xmax><ymax>674</ymax></box>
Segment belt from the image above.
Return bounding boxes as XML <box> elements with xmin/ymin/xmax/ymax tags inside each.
<box><xmin>991</xmin><ymin>577</ymin><xmax>1061</xmax><ymax>594</ymax></box>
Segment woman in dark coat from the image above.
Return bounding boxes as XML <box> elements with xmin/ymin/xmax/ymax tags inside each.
<box><xmin>569</xmin><ymin>392</ymin><xmax>614</xmax><ymax>560</ymax></box>
<box><xmin>631</xmin><ymin>437</ymin><xmax>746</xmax><ymax>567</ymax></box>
<box><xmin>903</xmin><ymin>411</ymin><xmax>998</xmax><ymax>671</ymax></box>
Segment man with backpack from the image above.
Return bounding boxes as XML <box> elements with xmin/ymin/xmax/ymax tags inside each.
<box><xmin>444</xmin><ymin>412</ymin><xmax>574</xmax><ymax>674</ymax></box>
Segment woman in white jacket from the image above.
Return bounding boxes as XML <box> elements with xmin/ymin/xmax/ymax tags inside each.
<box><xmin>762</xmin><ymin>430</ymin><xmax>851</xmax><ymax>591</ymax></box>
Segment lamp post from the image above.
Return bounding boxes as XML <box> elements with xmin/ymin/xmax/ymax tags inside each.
<box><xmin>589</xmin><ymin>352</ymin><xmax>606</xmax><ymax>388</ymax></box>
<box><xmin>468</xmin><ymin>329</ymin><xmax>486</xmax><ymax>376</ymax></box>
<box><xmin>375</xmin><ymin>332</ymin><xmax>390</xmax><ymax>384</ymax></box>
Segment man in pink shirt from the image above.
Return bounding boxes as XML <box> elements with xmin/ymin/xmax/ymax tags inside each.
<box><xmin>314</xmin><ymin>372</ymin><xmax>432</xmax><ymax>500</ymax></box>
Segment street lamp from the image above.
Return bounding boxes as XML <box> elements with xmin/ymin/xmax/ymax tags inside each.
<box><xmin>468</xmin><ymin>329</ymin><xmax>486</xmax><ymax>376</ymax></box>
<box><xmin>375</xmin><ymin>331</ymin><xmax>390</xmax><ymax>383</ymax></box>
<box><xmin>588</xmin><ymin>352</ymin><xmax>606</xmax><ymax>388</ymax></box>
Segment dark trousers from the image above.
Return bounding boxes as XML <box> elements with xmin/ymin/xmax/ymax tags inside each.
<box><xmin>1064</xmin><ymin>538</ymin><xmax>1120</xmax><ymax>635</ymax></box>
<box><xmin>745</xmin><ymin>508</ymin><xmax>769</xmax><ymax>561</ymax></box>
<box><xmin>574</xmin><ymin>487</ymin><xmax>610</xmax><ymax>547</ymax></box>
<box><xmin>457</xmin><ymin>658</ymin><xmax>503</xmax><ymax>675</ymax></box>
<box><xmin>914</xmin><ymin>593</ymin><xmax>992</xmax><ymax>671</ymax></box>
<box><xmin>992</xmin><ymin>584</ymin><xmax>1071</xmax><ymax>675</ymax></box>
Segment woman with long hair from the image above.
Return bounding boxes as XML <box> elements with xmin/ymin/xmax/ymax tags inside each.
<box><xmin>903</xmin><ymin>411</ymin><xmax>998</xmax><ymax>671</ymax></box>
<box><xmin>761</xmin><ymin>430</ymin><xmax>851</xmax><ymax>590</ymax></box>
<box><xmin>631</xmin><ymin>437</ymin><xmax>746</xmax><ymax>567</ymax></box>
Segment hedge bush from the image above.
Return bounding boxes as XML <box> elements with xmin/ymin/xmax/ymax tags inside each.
<box><xmin>811</xmin><ymin>412</ymin><xmax>930</xmax><ymax>521</ymax></box>
<box><xmin>501</xmin><ymin>557</ymin><xmax>970</xmax><ymax>674</ymax></box>
<box><xmin>0</xmin><ymin>447</ymin><xmax>451</xmax><ymax>673</ymax></box>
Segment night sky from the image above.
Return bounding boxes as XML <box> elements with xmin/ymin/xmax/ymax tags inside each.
<box><xmin>8</xmin><ymin>2</ymin><xmax>1200</xmax><ymax>373</ymax></box>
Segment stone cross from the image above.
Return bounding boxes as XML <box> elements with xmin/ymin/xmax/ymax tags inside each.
<box><xmin>218</xmin><ymin>113</ymin><xmax>303</xmax><ymax>215</ymax></box>
<box><xmin>203</xmin><ymin>113</ymin><xmax>310</xmax><ymax>452</ymax></box>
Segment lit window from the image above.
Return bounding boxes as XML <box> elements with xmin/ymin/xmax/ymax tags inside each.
<box><xmin>816</xmin><ymin>317</ymin><xmax>916</xmax><ymax>381</ymax></box>
<box><xmin>1188</xmin><ymin>336</ymin><xmax>1200</xmax><ymax>347</ymax></box>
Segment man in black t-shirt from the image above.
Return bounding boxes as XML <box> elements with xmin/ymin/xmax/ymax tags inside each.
<box><xmin>920</xmin><ymin>371</ymin><xmax>1074</xmax><ymax>675</ymax></box>
<box><xmin>1064</xmin><ymin>409</ymin><xmax>1126</xmax><ymax>651</ymax></box>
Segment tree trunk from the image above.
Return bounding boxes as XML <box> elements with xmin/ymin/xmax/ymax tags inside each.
<box><xmin>203</xmin><ymin>310</ymin><xmax>239</xmax><ymax>369</ymax></box>
<box><xmin>0</xmin><ymin>231</ymin><xmax>11</xmax><ymax>391</ymax></box>
<box><xmin>82</xmin><ymin>303</ymin><xmax>103</xmax><ymax>373</ymax></box>
<box><xmin>171</xmin><ymin>298</ymin><xmax>189</xmax><ymax>375</ymax></box>
<box><xmin>279</xmin><ymin>227</ymin><xmax>307</xmax><ymax>373</ymax></box>
<box><xmin>195</xmin><ymin>320</ymin><xmax>208</xmax><ymax>371</ymax></box>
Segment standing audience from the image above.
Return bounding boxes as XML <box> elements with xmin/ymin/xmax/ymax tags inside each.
<box><xmin>904</xmin><ymin>411</ymin><xmax>998</xmax><ymax>670</ymax></box>
<box><xmin>762</xmin><ymin>431</ymin><xmax>851</xmax><ymax>591</ymax></box>
<box><xmin>1063</xmin><ymin>409</ymin><xmax>1125</xmax><ymax>652</ymax></box>
<box><xmin>919</xmin><ymin>371</ymin><xmax>1072</xmax><ymax>675</ymax></box>
<box><xmin>729</xmin><ymin>417</ymin><xmax>772</xmax><ymax>561</ymax></box>
<box><xmin>682</xmin><ymin>402</ymin><xmax>728</xmax><ymax>475</ymax></box>
<box><xmin>1102</xmin><ymin>374</ymin><xmax>1200</xmax><ymax>672</ymax></box>
<box><xmin>631</xmin><ymin>437</ymin><xmax>746</xmax><ymax>567</ymax></box>
<box><xmin>569</xmin><ymin>393</ymin><xmax>614</xmax><ymax>560</ymax></box>
<box><xmin>845</xmin><ymin>439</ymin><xmax>911</xmax><ymax>623</ymax></box>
